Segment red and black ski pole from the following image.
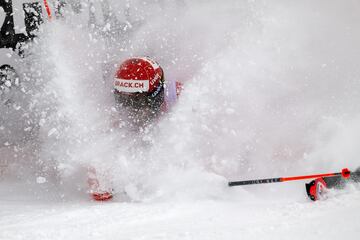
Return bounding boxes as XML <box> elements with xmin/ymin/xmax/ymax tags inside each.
<box><xmin>228</xmin><ymin>168</ymin><xmax>351</xmax><ymax>187</ymax></box>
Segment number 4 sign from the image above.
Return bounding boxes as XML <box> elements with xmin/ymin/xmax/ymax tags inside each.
<box><xmin>0</xmin><ymin>0</ymin><xmax>46</xmax><ymax>50</ymax></box>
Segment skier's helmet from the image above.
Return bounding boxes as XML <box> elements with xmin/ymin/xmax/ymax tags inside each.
<box><xmin>114</xmin><ymin>57</ymin><xmax>164</xmax><ymax>110</ymax></box>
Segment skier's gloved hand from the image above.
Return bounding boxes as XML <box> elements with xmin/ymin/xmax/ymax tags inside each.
<box><xmin>306</xmin><ymin>177</ymin><xmax>328</xmax><ymax>201</ymax></box>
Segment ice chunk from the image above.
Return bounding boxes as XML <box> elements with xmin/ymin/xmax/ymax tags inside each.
<box><xmin>47</xmin><ymin>128</ymin><xmax>58</xmax><ymax>137</ymax></box>
<box><xmin>36</xmin><ymin>176</ymin><xmax>47</xmax><ymax>184</ymax></box>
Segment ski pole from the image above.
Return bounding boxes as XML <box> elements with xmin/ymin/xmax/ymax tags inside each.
<box><xmin>228</xmin><ymin>168</ymin><xmax>351</xmax><ymax>187</ymax></box>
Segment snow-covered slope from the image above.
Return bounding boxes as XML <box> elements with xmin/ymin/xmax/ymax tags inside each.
<box><xmin>1</xmin><ymin>181</ymin><xmax>360</xmax><ymax>240</ymax></box>
<box><xmin>1</xmin><ymin>0</ymin><xmax>360</xmax><ymax>239</ymax></box>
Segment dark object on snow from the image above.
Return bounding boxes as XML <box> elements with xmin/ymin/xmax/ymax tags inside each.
<box><xmin>0</xmin><ymin>64</ymin><xmax>20</xmax><ymax>105</ymax></box>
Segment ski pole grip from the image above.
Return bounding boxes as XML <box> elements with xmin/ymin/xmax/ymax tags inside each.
<box><xmin>341</xmin><ymin>168</ymin><xmax>351</xmax><ymax>178</ymax></box>
<box><xmin>228</xmin><ymin>177</ymin><xmax>282</xmax><ymax>187</ymax></box>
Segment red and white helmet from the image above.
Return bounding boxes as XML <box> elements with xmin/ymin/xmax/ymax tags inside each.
<box><xmin>114</xmin><ymin>57</ymin><xmax>164</xmax><ymax>95</ymax></box>
<box><xmin>113</xmin><ymin>57</ymin><xmax>165</xmax><ymax>110</ymax></box>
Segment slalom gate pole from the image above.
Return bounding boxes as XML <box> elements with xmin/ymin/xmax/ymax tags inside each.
<box><xmin>228</xmin><ymin>168</ymin><xmax>351</xmax><ymax>187</ymax></box>
<box><xmin>43</xmin><ymin>0</ymin><xmax>52</xmax><ymax>20</ymax></box>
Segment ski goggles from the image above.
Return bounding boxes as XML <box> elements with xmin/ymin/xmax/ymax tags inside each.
<box><xmin>114</xmin><ymin>87</ymin><xmax>164</xmax><ymax>110</ymax></box>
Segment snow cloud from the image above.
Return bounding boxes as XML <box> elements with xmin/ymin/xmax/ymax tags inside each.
<box><xmin>2</xmin><ymin>0</ymin><xmax>360</xmax><ymax>201</ymax></box>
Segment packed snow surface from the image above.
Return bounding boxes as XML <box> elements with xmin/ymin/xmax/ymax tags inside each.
<box><xmin>2</xmin><ymin>192</ymin><xmax>360</xmax><ymax>240</ymax></box>
<box><xmin>1</xmin><ymin>181</ymin><xmax>360</xmax><ymax>240</ymax></box>
<box><xmin>1</xmin><ymin>0</ymin><xmax>360</xmax><ymax>239</ymax></box>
